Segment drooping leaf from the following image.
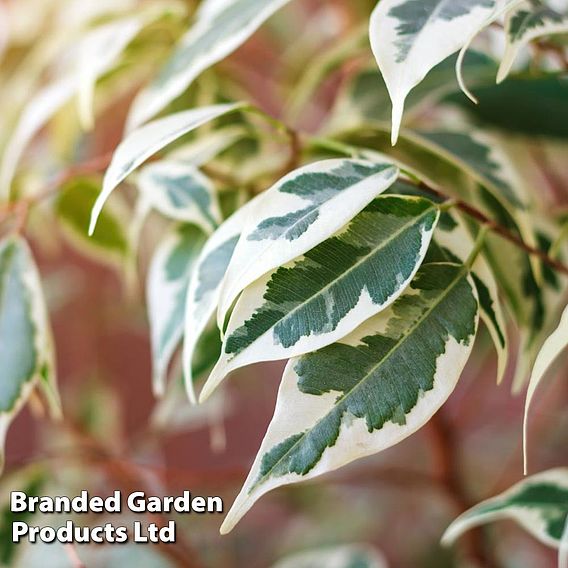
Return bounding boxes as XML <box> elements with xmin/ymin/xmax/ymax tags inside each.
<box><xmin>221</xmin><ymin>262</ymin><xmax>479</xmax><ymax>533</ymax></box>
<box><xmin>56</xmin><ymin>177</ymin><xmax>129</xmax><ymax>263</ymax></box>
<box><xmin>328</xmin><ymin>51</ymin><xmax>498</xmax><ymax>134</ymax></box>
<box><xmin>217</xmin><ymin>159</ymin><xmax>399</xmax><ymax>329</ymax></box>
<box><xmin>0</xmin><ymin>237</ymin><xmax>59</xmax><ymax>471</ymax></box>
<box><xmin>147</xmin><ymin>224</ymin><xmax>206</xmax><ymax>396</ymax></box>
<box><xmin>202</xmin><ymin>195</ymin><xmax>440</xmax><ymax>402</ymax></box>
<box><xmin>89</xmin><ymin>102</ymin><xmax>243</xmax><ymax>235</ymax></box>
<box><xmin>442</xmin><ymin>468</ymin><xmax>568</xmax><ymax>550</ymax></box>
<box><xmin>183</xmin><ymin>197</ymin><xmax>260</xmax><ymax>402</ymax></box>
<box><xmin>0</xmin><ymin>13</ymin><xmax>159</xmax><ymax>199</ymax></box>
<box><xmin>369</xmin><ymin>0</ymin><xmax>499</xmax><ymax>144</ymax></box>
<box><xmin>271</xmin><ymin>545</ymin><xmax>388</xmax><ymax>568</ymax></box>
<box><xmin>137</xmin><ymin>161</ymin><xmax>222</xmax><ymax>232</ymax></box>
<box><xmin>524</xmin><ymin>303</ymin><xmax>568</xmax><ymax>472</ymax></box>
<box><xmin>126</xmin><ymin>0</ymin><xmax>292</xmax><ymax>129</ymax></box>
<box><xmin>499</xmin><ymin>1</ymin><xmax>568</xmax><ymax>82</ymax></box>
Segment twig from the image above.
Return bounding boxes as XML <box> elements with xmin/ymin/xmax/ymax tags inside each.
<box><xmin>415</xmin><ymin>181</ymin><xmax>568</xmax><ymax>277</ymax></box>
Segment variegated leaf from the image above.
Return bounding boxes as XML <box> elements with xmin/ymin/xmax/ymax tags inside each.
<box><xmin>221</xmin><ymin>262</ymin><xmax>479</xmax><ymax>533</ymax></box>
<box><xmin>126</xmin><ymin>0</ymin><xmax>292</xmax><ymax>129</ymax></box>
<box><xmin>137</xmin><ymin>161</ymin><xmax>222</xmax><ymax>232</ymax></box>
<box><xmin>147</xmin><ymin>224</ymin><xmax>206</xmax><ymax>396</ymax></box>
<box><xmin>217</xmin><ymin>159</ymin><xmax>399</xmax><ymax>329</ymax></box>
<box><xmin>499</xmin><ymin>1</ymin><xmax>568</xmax><ymax>82</ymax></box>
<box><xmin>442</xmin><ymin>468</ymin><xmax>568</xmax><ymax>550</ymax></box>
<box><xmin>369</xmin><ymin>0</ymin><xmax>499</xmax><ymax>145</ymax></box>
<box><xmin>430</xmin><ymin>213</ymin><xmax>508</xmax><ymax>383</ymax></box>
<box><xmin>524</xmin><ymin>303</ymin><xmax>568</xmax><ymax>472</ymax></box>
<box><xmin>89</xmin><ymin>102</ymin><xmax>243</xmax><ymax>235</ymax></box>
<box><xmin>0</xmin><ymin>237</ymin><xmax>59</xmax><ymax>471</ymax></box>
<box><xmin>271</xmin><ymin>545</ymin><xmax>388</xmax><ymax>568</ymax></box>
<box><xmin>183</xmin><ymin>197</ymin><xmax>260</xmax><ymax>403</ymax></box>
<box><xmin>202</xmin><ymin>195</ymin><xmax>440</xmax><ymax>402</ymax></box>
<box><xmin>407</xmin><ymin>129</ymin><xmax>528</xmax><ymax>210</ymax></box>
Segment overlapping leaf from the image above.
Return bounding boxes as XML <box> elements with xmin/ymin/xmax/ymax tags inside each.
<box><xmin>126</xmin><ymin>0</ymin><xmax>292</xmax><ymax>129</ymax></box>
<box><xmin>183</xmin><ymin>197</ymin><xmax>261</xmax><ymax>402</ymax></box>
<box><xmin>217</xmin><ymin>159</ymin><xmax>399</xmax><ymax>329</ymax></box>
<box><xmin>89</xmin><ymin>102</ymin><xmax>243</xmax><ymax>234</ymax></box>
<box><xmin>429</xmin><ymin>213</ymin><xmax>508</xmax><ymax>383</ymax></box>
<box><xmin>147</xmin><ymin>224</ymin><xmax>206</xmax><ymax>396</ymax></box>
<box><xmin>202</xmin><ymin>195</ymin><xmax>440</xmax><ymax>401</ymax></box>
<box><xmin>499</xmin><ymin>1</ymin><xmax>568</xmax><ymax>82</ymax></box>
<box><xmin>369</xmin><ymin>0</ymin><xmax>499</xmax><ymax>144</ymax></box>
<box><xmin>221</xmin><ymin>262</ymin><xmax>479</xmax><ymax>533</ymax></box>
<box><xmin>0</xmin><ymin>237</ymin><xmax>59</xmax><ymax>471</ymax></box>
<box><xmin>0</xmin><ymin>13</ymin><xmax>162</xmax><ymax>199</ymax></box>
<box><xmin>328</xmin><ymin>51</ymin><xmax>498</xmax><ymax>134</ymax></box>
<box><xmin>443</xmin><ymin>468</ymin><xmax>568</xmax><ymax>550</ymax></box>
<box><xmin>137</xmin><ymin>161</ymin><xmax>222</xmax><ymax>232</ymax></box>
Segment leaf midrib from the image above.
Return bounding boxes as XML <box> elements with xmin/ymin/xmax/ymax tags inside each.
<box><xmin>252</xmin><ymin>263</ymin><xmax>472</xmax><ymax>490</ymax></box>
<box><xmin>231</xmin><ymin>202</ymin><xmax>437</xmax><ymax>354</ymax></box>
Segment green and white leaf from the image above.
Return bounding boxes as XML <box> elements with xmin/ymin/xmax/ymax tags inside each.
<box><xmin>126</xmin><ymin>0</ymin><xmax>292</xmax><ymax>129</ymax></box>
<box><xmin>147</xmin><ymin>224</ymin><xmax>206</xmax><ymax>397</ymax></box>
<box><xmin>524</xmin><ymin>303</ymin><xmax>568</xmax><ymax>472</ymax></box>
<box><xmin>407</xmin><ymin>129</ymin><xmax>528</xmax><ymax>210</ymax></box>
<box><xmin>442</xmin><ymin>468</ymin><xmax>568</xmax><ymax>550</ymax></box>
<box><xmin>137</xmin><ymin>161</ymin><xmax>222</xmax><ymax>232</ymax></box>
<box><xmin>56</xmin><ymin>177</ymin><xmax>130</xmax><ymax>264</ymax></box>
<box><xmin>0</xmin><ymin>237</ymin><xmax>59</xmax><ymax>471</ymax></box>
<box><xmin>89</xmin><ymin>102</ymin><xmax>243</xmax><ymax>235</ymax></box>
<box><xmin>183</xmin><ymin>196</ymin><xmax>260</xmax><ymax>403</ymax></box>
<box><xmin>432</xmin><ymin>214</ymin><xmax>508</xmax><ymax>383</ymax></box>
<box><xmin>499</xmin><ymin>1</ymin><xmax>568</xmax><ymax>83</ymax></box>
<box><xmin>221</xmin><ymin>262</ymin><xmax>479</xmax><ymax>533</ymax></box>
<box><xmin>271</xmin><ymin>545</ymin><xmax>388</xmax><ymax>568</ymax></box>
<box><xmin>369</xmin><ymin>0</ymin><xmax>499</xmax><ymax>145</ymax></box>
<box><xmin>202</xmin><ymin>195</ymin><xmax>440</xmax><ymax>402</ymax></box>
<box><xmin>217</xmin><ymin>159</ymin><xmax>399</xmax><ymax>329</ymax></box>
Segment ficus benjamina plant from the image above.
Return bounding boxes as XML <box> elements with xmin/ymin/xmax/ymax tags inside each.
<box><xmin>0</xmin><ymin>0</ymin><xmax>568</xmax><ymax>566</ymax></box>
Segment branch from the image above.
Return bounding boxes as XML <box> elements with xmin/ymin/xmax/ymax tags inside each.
<box><xmin>415</xmin><ymin>181</ymin><xmax>568</xmax><ymax>277</ymax></box>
